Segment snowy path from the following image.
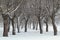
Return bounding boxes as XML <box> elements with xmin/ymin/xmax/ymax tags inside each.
<box><xmin>0</xmin><ymin>24</ymin><xmax>60</xmax><ymax>40</ymax></box>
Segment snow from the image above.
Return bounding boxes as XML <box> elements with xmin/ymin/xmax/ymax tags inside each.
<box><xmin>0</xmin><ymin>24</ymin><xmax>60</xmax><ymax>40</ymax></box>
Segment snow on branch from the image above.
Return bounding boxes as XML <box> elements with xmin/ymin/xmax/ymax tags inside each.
<box><xmin>11</xmin><ymin>0</ymin><xmax>24</xmax><ymax>13</ymax></box>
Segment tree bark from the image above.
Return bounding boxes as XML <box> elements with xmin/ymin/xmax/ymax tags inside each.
<box><xmin>36</xmin><ymin>23</ymin><xmax>38</xmax><ymax>30</ymax></box>
<box><xmin>51</xmin><ymin>17</ymin><xmax>57</xmax><ymax>35</ymax></box>
<box><xmin>11</xmin><ymin>19</ymin><xmax>16</xmax><ymax>35</ymax></box>
<box><xmin>2</xmin><ymin>14</ymin><xmax>9</xmax><ymax>37</ymax></box>
<box><xmin>25</xmin><ymin>19</ymin><xmax>28</xmax><ymax>32</ymax></box>
<box><xmin>17</xmin><ymin>17</ymin><xmax>20</xmax><ymax>33</ymax></box>
<box><xmin>8</xmin><ymin>17</ymin><xmax>10</xmax><ymax>32</ymax></box>
<box><xmin>44</xmin><ymin>17</ymin><xmax>48</xmax><ymax>32</ymax></box>
<box><xmin>33</xmin><ymin>21</ymin><xmax>35</xmax><ymax>30</ymax></box>
<box><xmin>21</xmin><ymin>24</ymin><xmax>24</xmax><ymax>29</ymax></box>
<box><xmin>46</xmin><ymin>22</ymin><xmax>48</xmax><ymax>32</ymax></box>
<box><xmin>38</xmin><ymin>17</ymin><xmax>43</xmax><ymax>34</ymax></box>
<box><xmin>29</xmin><ymin>22</ymin><xmax>31</xmax><ymax>29</ymax></box>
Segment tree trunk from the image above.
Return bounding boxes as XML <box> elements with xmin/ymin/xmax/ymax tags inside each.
<box><xmin>25</xmin><ymin>19</ymin><xmax>28</xmax><ymax>32</ymax></box>
<box><xmin>21</xmin><ymin>24</ymin><xmax>24</xmax><ymax>29</ymax></box>
<box><xmin>51</xmin><ymin>17</ymin><xmax>57</xmax><ymax>35</ymax></box>
<box><xmin>17</xmin><ymin>17</ymin><xmax>20</xmax><ymax>33</ymax></box>
<box><xmin>29</xmin><ymin>22</ymin><xmax>31</xmax><ymax>29</ymax></box>
<box><xmin>44</xmin><ymin>17</ymin><xmax>48</xmax><ymax>32</ymax></box>
<box><xmin>46</xmin><ymin>22</ymin><xmax>48</xmax><ymax>32</ymax></box>
<box><xmin>12</xmin><ymin>19</ymin><xmax>16</xmax><ymax>35</ymax></box>
<box><xmin>8</xmin><ymin>17</ymin><xmax>10</xmax><ymax>32</ymax></box>
<box><xmin>2</xmin><ymin>14</ymin><xmax>9</xmax><ymax>37</ymax></box>
<box><xmin>36</xmin><ymin>23</ymin><xmax>38</xmax><ymax>30</ymax></box>
<box><xmin>33</xmin><ymin>21</ymin><xmax>35</xmax><ymax>30</ymax></box>
<box><xmin>38</xmin><ymin>17</ymin><xmax>43</xmax><ymax>34</ymax></box>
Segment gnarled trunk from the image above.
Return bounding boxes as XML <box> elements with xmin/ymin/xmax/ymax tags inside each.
<box><xmin>11</xmin><ymin>19</ymin><xmax>16</xmax><ymax>35</ymax></box>
<box><xmin>51</xmin><ymin>17</ymin><xmax>57</xmax><ymax>35</ymax></box>
<box><xmin>44</xmin><ymin>17</ymin><xmax>48</xmax><ymax>32</ymax></box>
<box><xmin>45</xmin><ymin>17</ymin><xmax>48</xmax><ymax>32</ymax></box>
<box><xmin>25</xmin><ymin>19</ymin><xmax>28</xmax><ymax>32</ymax></box>
<box><xmin>33</xmin><ymin>21</ymin><xmax>35</xmax><ymax>30</ymax></box>
<box><xmin>2</xmin><ymin>14</ymin><xmax>9</xmax><ymax>37</ymax></box>
<box><xmin>8</xmin><ymin>17</ymin><xmax>10</xmax><ymax>32</ymax></box>
<box><xmin>36</xmin><ymin>22</ymin><xmax>38</xmax><ymax>30</ymax></box>
<box><xmin>46</xmin><ymin>22</ymin><xmax>48</xmax><ymax>32</ymax></box>
<box><xmin>17</xmin><ymin>17</ymin><xmax>20</xmax><ymax>33</ymax></box>
<box><xmin>38</xmin><ymin>17</ymin><xmax>43</xmax><ymax>34</ymax></box>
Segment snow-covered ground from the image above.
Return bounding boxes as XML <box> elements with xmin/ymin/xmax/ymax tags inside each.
<box><xmin>0</xmin><ymin>24</ymin><xmax>60</xmax><ymax>40</ymax></box>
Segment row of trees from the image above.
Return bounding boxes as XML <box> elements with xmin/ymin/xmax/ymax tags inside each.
<box><xmin>0</xmin><ymin>0</ymin><xmax>60</xmax><ymax>37</ymax></box>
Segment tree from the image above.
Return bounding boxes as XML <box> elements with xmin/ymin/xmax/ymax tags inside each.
<box><xmin>45</xmin><ymin>0</ymin><xmax>59</xmax><ymax>35</ymax></box>
<box><xmin>0</xmin><ymin>0</ymin><xmax>25</xmax><ymax>36</ymax></box>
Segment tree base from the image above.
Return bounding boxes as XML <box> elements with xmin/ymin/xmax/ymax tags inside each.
<box><xmin>3</xmin><ymin>34</ymin><xmax>8</xmax><ymax>37</ymax></box>
<box><xmin>25</xmin><ymin>30</ymin><xmax>27</xmax><ymax>32</ymax></box>
<box><xmin>12</xmin><ymin>32</ymin><xmax>16</xmax><ymax>35</ymax></box>
<box><xmin>40</xmin><ymin>31</ymin><xmax>43</xmax><ymax>34</ymax></box>
<box><xmin>18</xmin><ymin>31</ymin><xmax>20</xmax><ymax>33</ymax></box>
<box><xmin>54</xmin><ymin>32</ymin><xmax>57</xmax><ymax>36</ymax></box>
<box><xmin>46</xmin><ymin>30</ymin><xmax>48</xmax><ymax>32</ymax></box>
